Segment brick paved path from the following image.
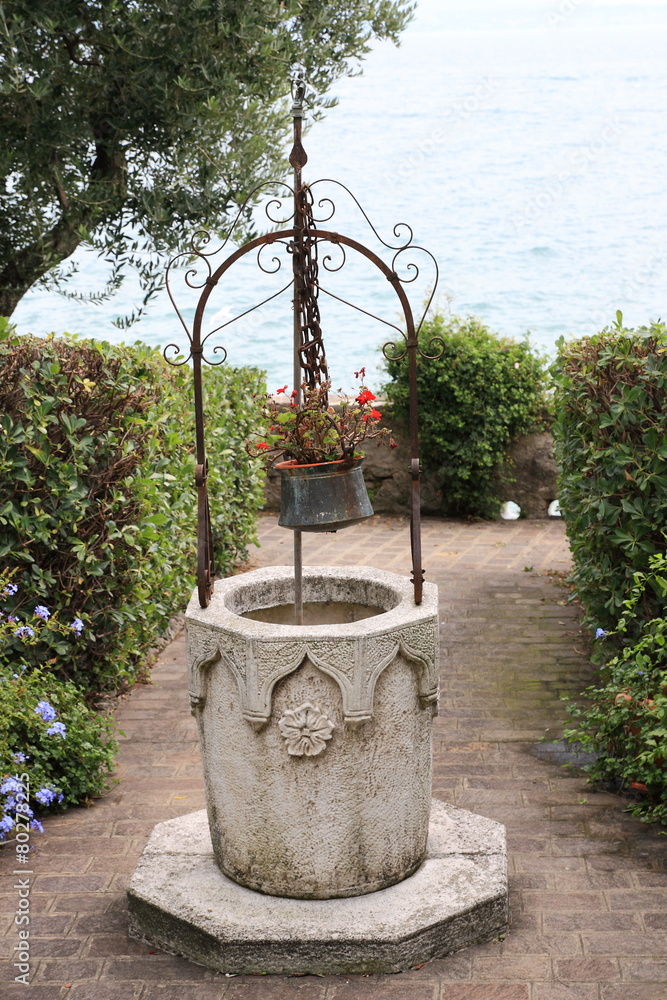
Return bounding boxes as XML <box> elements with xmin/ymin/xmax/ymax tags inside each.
<box><xmin>2</xmin><ymin>514</ymin><xmax>666</xmax><ymax>999</ymax></box>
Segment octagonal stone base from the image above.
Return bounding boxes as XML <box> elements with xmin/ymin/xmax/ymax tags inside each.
<box><xmin>127</xmin><ymin>799</ymin><xmax>508</xmax><ymax>975</ymax></box>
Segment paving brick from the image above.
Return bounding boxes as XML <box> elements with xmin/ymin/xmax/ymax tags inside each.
<box><xmin>520</xmin><ymin>893</ymin><xmax>604</xmax><ymax>912</ymax></box>
<box><xmin>84</xmin><ymin>933</ymin><xmax>151</xmax><ymax>957</ymax></box>
<box><xmin>67</xmin><ymin>986</ymin><xmax>142</xmax><ymax>1000</ymax></box>
<box><xmin>435</xmin><ymin>987</ymin><xmax>529</xmax><ymax>1000</ymax></box>
<box><xmin>601</xmin><ymin>987</ymin><xmax>667</xmax><ymax>1000</ymax></box>
<box><xmin>554</xmin><ymin>959</ymin><xmax>620</xmax><ymax>981</ymax></box>
<box><xmin>29</xmin><ymin>855</ymin><xmax>93</xmax><ymax>874</ymax></box>
<box><xmin>139</xmin><ymin>986</ymin><xmax>229</xmax><ymax>1000</ymax></box>
<box><xmin>1</xmin><ymin>987</ymin><xmax>64</xmax><ymax>1000</ymax></box>
<box><xmin>38</xmin><ymin>958</ymin><xmax>102</xmax><ymax>981</ymax></box>
<box><xmin>70</xmin><ymin>911</ymin><xmax>131</xmax><ymax>934</ymax></box>
<box><xmin>33</xmin><ymin>875</ymin><xmax>112</xmax><ymax>894</ymax></box>
<box><xmin>531</xmin><ymin>986</ymin><xmax>599</xmax><ymax>1000</ymax></box>
<box><xmin>31</xmin><ymin>935</ymin><xmax>83</xmax><ymax>959</ymax></box>
<box><xmin>552</xmin><ymin>872</ymin><xmax>635</xmax><ymax>890</ymax></box>
<box><xmin>582</xmin><ymin>933</ymin><xmax>667</xmax><ymax>956</ymax></box>
<box><xmin>618</xmin><ymin>958</ymin><xmax>667</xmax><ymax>982</ymax></box>
<box><xmin>512</xmin><ymin>857</ymin><xmax>587</xmax><ymax>874</ymax></box>
<box><xmin>608</xmin><ymin>892</ymin><xmax>667</xmax><ymax>911</ymax></box>
<box><xmin>472</xmin><ymin>957</ymin><xmax>551</xmax><ymax>980</ymax></box>
<box><xmin>542</xmin><ymin>913</ymin><xmax>642</xmax><ymax>933</ymax></box>
<box><xmin>499</xmin><ymin>934</ymin><xmax>582</xmax><ymax>956</ymax></box>
<box><xmin>224</xmin><ymin>977</ymin><xmax>329</xmax><ymax>999</ymax></box>
<box><xmin>631</xmin><ymin>871</ymin><xmax>667</xmax><ymax>887</ymax></box>
<box><xmin>423</xmin><ymin>953</ymin><xmax>472</xmax><ymax>980</ymax></box>
<box><xmin>104</xmin><ymin>956</ymin><xmax>213</xmax><ymax>981</ymax></box>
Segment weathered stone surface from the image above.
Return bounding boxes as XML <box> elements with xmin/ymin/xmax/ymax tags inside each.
<box><xmin>186</xmin><ymin>565</ymin><xmax>439</xmax><ymax>899</ymax></box>
<box><xmin>127</xmin><ymin>799</ymin><xmax>509</xmax><ymax>975</ymax></box>
<box><xmin>496</xmin><ymin>431</ymin><xmax>558</xmax><ymax>519</ymax></box>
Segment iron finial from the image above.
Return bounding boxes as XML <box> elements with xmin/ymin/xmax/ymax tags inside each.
<box><xmin>289</xmin><ymin>77</ymin><xmax>308</xmax><ymax>171</ymax></box>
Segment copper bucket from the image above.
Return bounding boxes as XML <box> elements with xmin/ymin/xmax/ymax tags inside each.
<box><xmin>276</xmin><ymin>457</ymin><xmax>373</xmax><ymax>532</ymax></box>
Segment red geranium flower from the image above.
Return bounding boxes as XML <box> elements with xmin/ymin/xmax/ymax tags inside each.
<box><xmin>355</xmin><ymin>389</ymin><xmax>376</xmax><ymax>405</ymax></box>
<box><xmin>256</xmin><ymin>442</ymin><xmax>270</xmax><ymax>450</ymax></box>
<box><xmin>276</xmin><ymin>385</ymin><xmax>288</xmax><ymax>395</ymax></box>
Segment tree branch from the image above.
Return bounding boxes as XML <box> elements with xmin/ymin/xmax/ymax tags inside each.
<box><xmin>61</xmin><ymin>33</ymin><xmax>101</xmax><ymax>67</ymax></box>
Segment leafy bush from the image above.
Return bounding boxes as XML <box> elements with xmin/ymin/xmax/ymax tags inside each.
<box><xmin>384</xmin><ymin>311</ymin><xmax>549</xmax><ymax>518</ymax></box>
<box><xmin>0</xmin><ymin>329</ymin><xmax>265</xmax><ymax>694</ymax></box>
<box><xmin>0</xmin><ymin>664</ymin><xmax>118</xmax><ymax>840</ymax></box>
<box><xmin>552</xmin><ymin>317</ymin><xmax>667</xmax><ymax>635</ymax></box>
<box><xmin>565</xmin><ymin>553</ymin><xmax>667</xmax><ymax>826</ymax></box>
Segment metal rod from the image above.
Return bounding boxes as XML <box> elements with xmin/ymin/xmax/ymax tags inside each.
<box><xmin>291</xmin><ymin>80</ymin><xmax>307</xmax><ymax>625</ymax></box>
<box><xmin>293</xmin><ymin>529</ymin><xmax>303</xmax><ymax>625</ymax></box>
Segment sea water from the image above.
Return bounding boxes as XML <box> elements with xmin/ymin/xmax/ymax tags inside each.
<box><xmin>12</xmin><ymin>11</ymin><xmax>667</xmax><ymax>392</ymax></box>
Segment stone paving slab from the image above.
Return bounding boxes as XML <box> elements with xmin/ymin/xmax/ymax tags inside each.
<box><xmin>1</xmin><ymin>514</ymin><xmax>666</xmax><ymax>999</ymax></box>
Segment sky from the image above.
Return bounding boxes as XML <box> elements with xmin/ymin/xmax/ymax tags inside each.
<box><xmin>409</xmin><ymin>0</ymin><xmax>667</xmax><ymax>31</ymax></box>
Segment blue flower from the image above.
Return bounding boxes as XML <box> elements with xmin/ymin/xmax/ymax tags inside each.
<box><xmin>0</xmin><ymin>777</ymin><xmax>24</xmax><ymax>795</ymax></box>
<box><xmin>15</xmin><ymin>625</ymin><xmax>35</xmax><ymax>639</ymax></box>
<box><xmin>0</xmin><ymin>815</ymin><xmax>15</xmax><ymax>836</ymax></box>
<box><xmin>35</xmin><ymin>787</ymin><xmax>58</xmax><ymax>806</ymax></box>
<box><xmin>46</xmin><ymin>721</ymin><xmax>67</xmax><ymax>739</ymax></box>
<box><xmin>34</xmin><ymin>700</ymin><xmax>57</xmax><ymax>722</ymax></box>
<box><xmin>34</xmin><ymin>605</ymin><xmax>50</xmax><ymax>620</ymax></box>
<box><xmin>70</xmin><ymin>618</ymin><xmax>84</xmax><ymax>634</ymax></box>
<box><xmin>3</xmin><ymin>583</ymin><xmax>18</xmax><ymax>596</ymax></box>
<box><xmin>12</xmin><ymin>752</ymin><xmax>28</xmax><ymax>763</ymax></box>
<box><xmin>30</xmin><ymin>819</ymin><xmax>44</xmax><ymax>833</ymax></box>
<box><xmin>595</xmin><ymin>628</ymin><xmax>606</xmax><ymax>639</ymax></box>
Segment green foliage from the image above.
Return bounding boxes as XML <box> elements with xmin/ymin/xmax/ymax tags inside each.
<box><xmin>384</xmin><ymin>311</ymin><xmax>549</xmax><ymax>518</ymax></box>
<box><xmin>0</xmin><ymin>0</ymin><xmax>413</xmax><ymax>317</ymax></box>
<box><xmin>552</xmin><ymin>318</ymin><xmax>667</xmax><ymax>635</ymax></box>
<box><xmin>0</xmin><ymin>333</ymin><xmax>265</xmax><ymax>694</ymax></box>
<box><xmin>0</xmin><ymin>664</ymin><xmax>118</xmax><ymax>835</ymax></box>
<box><xmin>565</xmin><ymin>553</ymin><xmax>667</xmax><ymax>826</ymax></box>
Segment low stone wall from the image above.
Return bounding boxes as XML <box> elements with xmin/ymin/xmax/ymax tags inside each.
<box><xmin>264</xmin><ymin>410</ymin><xmax>558</xmax><ymax>519</ymax></box>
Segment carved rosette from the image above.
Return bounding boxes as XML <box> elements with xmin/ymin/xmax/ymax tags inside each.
<box><xmin>278</xmin><ymin>702</ymin><xmax>334</xmax><ymax>756</ymax></box>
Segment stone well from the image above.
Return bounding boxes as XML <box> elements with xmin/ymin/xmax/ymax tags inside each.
<box><xmin>185</xmin><ymin>564</ymin><xmax>439</xmax><ymax>899</ymax></box>
<box><xmin>128</xmin><ymin>564</ymin><xmax>509</xmax><ymax>973</ymax></box>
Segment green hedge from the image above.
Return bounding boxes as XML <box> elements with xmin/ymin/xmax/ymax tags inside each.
<box><xmin>552</xmin><ymin>319</ymin><xmax>667</xmax><ymax>635</ymax></box>
<box><xmin>0</xmin><ymin>327</ymin><xmax>265</xmax><ymax>695</ymax></box>
<box><xmin>384</xmin><ymin>311</ymin><xmax>549</xmax><ymax>518</ymax></box>
<box><xmin>564</xmin><ymin>553</ymin><xmax>667</xmax><ymax>826</ymax></box>
<box><xmin>554</xmin><ymin>318</ymin><xmax>667</xmax><ymax>826</ymax></box>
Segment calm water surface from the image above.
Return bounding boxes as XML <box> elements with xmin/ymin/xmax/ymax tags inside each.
<box><xmin>13</xmin><ymin>16</ymin><xmax>667</xmax><ymax>391</ymax></box>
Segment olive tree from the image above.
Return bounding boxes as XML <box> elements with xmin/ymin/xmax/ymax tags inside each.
<box><xmin>0</xmin><ymin>0</ymin><xmax>412</xmax><ymax>319</ymax></box>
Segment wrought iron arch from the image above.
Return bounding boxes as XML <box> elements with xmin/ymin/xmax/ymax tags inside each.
<box><xmin>165</xmin><ymin>80</ymin><xmax>442</xmax><ymax>612</ymax></box>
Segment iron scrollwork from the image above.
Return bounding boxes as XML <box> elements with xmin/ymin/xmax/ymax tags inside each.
<box><xmin>165</xmin><ymin>81</ymin><xmax>440</xmax><ymax>607</ymax></box>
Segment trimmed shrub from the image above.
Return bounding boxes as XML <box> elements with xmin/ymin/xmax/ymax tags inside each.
<box><xmin>384</xmin><ymin>311</ymin><xmax>549</xmax><ymax>518</ymax></box>
<box><xmin>564</xmin><ymin>553</ymin><xmax>667</xmax><ymax>826</ymax></box>
<box><xmin>552</xmin><ymin>318</ymin><xmax>667</xmax><ymax>635</ymax></box>
<box><xmin>0</xmin><ymin>329</ymin><xmax>265</xmax><ymax>694</ymax></box>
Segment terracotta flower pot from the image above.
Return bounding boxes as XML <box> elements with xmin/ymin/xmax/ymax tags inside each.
<box><xmin>276</xmin><ymin>456</ymin><xmax>373</xmax><ymax>532</ymax></box>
